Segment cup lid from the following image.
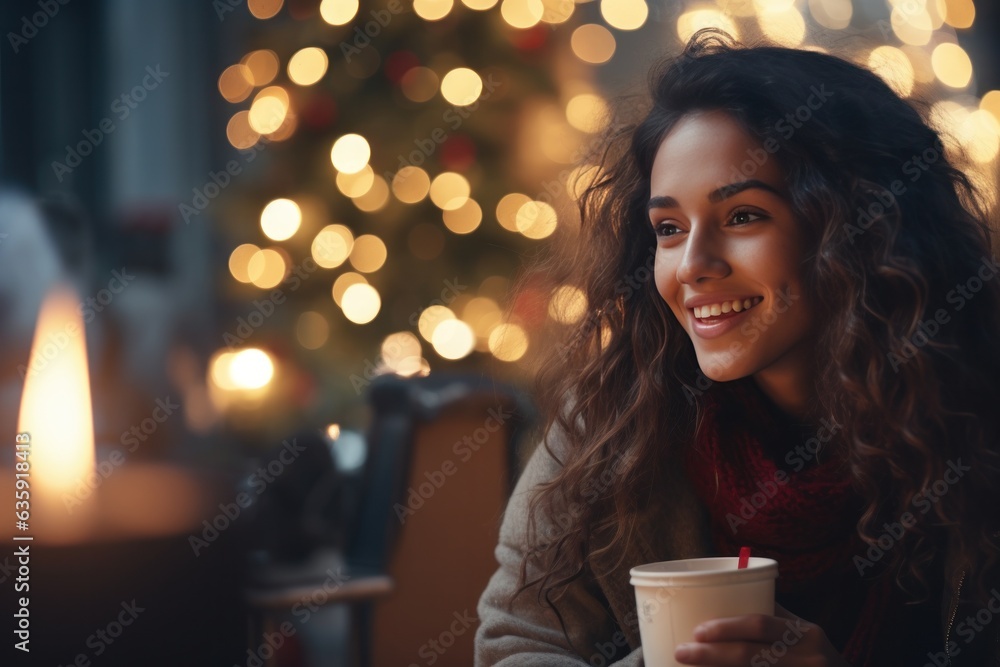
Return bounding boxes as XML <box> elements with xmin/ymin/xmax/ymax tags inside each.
<box><xmin>630</xmin><ymin>556</ymin><xmax>778</xmax><ymax>587</ymax></box>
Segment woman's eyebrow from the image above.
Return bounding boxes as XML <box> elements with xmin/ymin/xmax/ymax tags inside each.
<box><xmin>647</xmin><ymin>179</ymin><xmax>784</xmax><ymax>211</ymax></box>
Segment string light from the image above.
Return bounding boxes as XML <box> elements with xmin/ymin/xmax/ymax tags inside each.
<box><xmin>571</xmin><ymin>24</ymin><xmax>616</xmax><ymax>64</ymax></box>
<box><xmin>288</xmin><ymin>47</ymin><xmax>328</xmax><ymax>86</ymax></box>
<box><xmin>341</xmin><ymin>284</ymin><xmax>381</xmax><ymax>324</ymax></box>
<box><xmin>330</xmin><ymin>134</ymin><xmax>371</xmax><ymax>174</ymax></box>
<box><xmin>320</xmin><ymin>0</ymin><xmax>358</xmax><ymax>25</ymax></box>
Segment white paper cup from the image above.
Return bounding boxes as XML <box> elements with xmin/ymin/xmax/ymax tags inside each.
<box><xmin>630</xmin><ymin>557</ymin><xmax>778</xmax><ymax>667</ymax></box>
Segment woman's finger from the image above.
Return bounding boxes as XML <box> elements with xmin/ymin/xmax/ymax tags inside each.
<box><xmin>692</xmin><ymin>614</ymin><xmax>788</xmax><ymax>643</ymax></box>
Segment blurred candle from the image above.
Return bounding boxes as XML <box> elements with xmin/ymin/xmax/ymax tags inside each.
<box><xmin>16</xmin><ymin>284</ymin><xmax>97</xmax><ymax>543</ymax></box>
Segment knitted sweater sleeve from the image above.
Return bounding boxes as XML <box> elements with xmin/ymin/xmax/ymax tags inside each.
<box><xmin>474</xmin><ymin>427</ymin><xmax>645</xmax><ymax>666</ymax></box>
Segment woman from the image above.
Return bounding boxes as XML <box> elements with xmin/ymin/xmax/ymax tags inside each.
<box><xmin>475</xmin><ymin>29</ymin><xmax>1000</xmax><ymax>666</ymax></box>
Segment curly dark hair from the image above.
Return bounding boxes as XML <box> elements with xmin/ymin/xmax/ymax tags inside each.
<box><xmin>518</xmin><ymin>28</ymin><xmax>1000</xmax><ymax>624</ymax></box>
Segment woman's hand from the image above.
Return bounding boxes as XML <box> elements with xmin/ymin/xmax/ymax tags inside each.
<box><xmin>673</xmin><ymin>604</ymin><xmax>852</xmax><ymax>666</ymax></box>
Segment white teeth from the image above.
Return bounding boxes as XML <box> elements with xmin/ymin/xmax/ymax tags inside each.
<box><xmin>693</xmin><ymin>297</ymin><xmax>761</xmax><ymax>319</ymax></box>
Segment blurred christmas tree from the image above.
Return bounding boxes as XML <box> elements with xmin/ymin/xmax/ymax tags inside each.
<box><xmin>209</xmin><ymin>0</ymin><xmax>608</xmax><ymax>434</ymax></box>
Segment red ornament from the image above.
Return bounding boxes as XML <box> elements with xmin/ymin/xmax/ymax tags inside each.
<box><xmin>440</xmin><ymin>135</ymin><xmax>476</xmax><ymax>171</ymax></box>
<box><xmin>512</xmin><ymin>25</ymin><xmax>548</xmax><ymax>51</ymax></box>
<box><xmin>300</xmin><ymin>95</ymin><xmax>338</xmax><ymax>130</ymax></box>
<box><xmin>385</xmin><ymin>51</ymin><xmax>420</xmax><ymax>84</ymax></box>
<box><xmin>512</xmin><ymin>286</ymin><xmax>547</xmax><ymax>328</ymax></box>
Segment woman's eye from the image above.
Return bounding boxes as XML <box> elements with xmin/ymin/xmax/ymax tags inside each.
<box><xmin>730</xmin><ymin>209</ymin><xmax>764</xmax><ymax>226</ymax></box>
<box><xmin>653</xmin><ymin>222</ymin><xmax>680</xmax><ymax>237</ymax></box>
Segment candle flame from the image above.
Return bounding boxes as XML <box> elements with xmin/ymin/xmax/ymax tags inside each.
<box><xmin>17</xmin><ymin>285</ymin><xmax>95</xmax><ymax>497</ymax></box>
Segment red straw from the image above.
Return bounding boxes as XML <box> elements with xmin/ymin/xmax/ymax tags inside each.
<box><xmin>738</xmin><ymin>546</ymin><xmax>751</xmax><ymax>569</ymax></box>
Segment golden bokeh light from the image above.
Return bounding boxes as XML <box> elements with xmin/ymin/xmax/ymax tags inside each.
<box><xmin>288</xmin><ymin>47</ymin><xmax>329</xmax><ymax>86</ymax></box>
<box><xmin>758</xmin><ymin>7</ymin><xmax>806</xmax><ymax>47</ymax></box>
<box><xmin>548</xmin><ymin>285</ymin><xmax>588</xmax><ymax>324</ymax></box>
<box><xmin>500</xmin><ymin>0</ymin><xmax>544</xmax><ymax>28</ymax></box>
<box><xmin>352</xmin><ymin>175</ymin><xmax>391</xmax><ymax>212</ymax></box>
<box><xmin>962</xmin><ymin>110</ymin><xmax>1000</xmax><ymax>163</ymax></box>
<box><xmin>296</xmin><ymin>311</ymin><xmax>329</xmax><ymax>350</ymax></box>
<box><xmin>401</xmin><ymin>66</ymin><xmax>440</xmax><ymax>103</ymax></box>
<box><xmin>943</xmin><ymin>0</ymin><xmax>975</xmax><ymax>28</ymax></box>
<box><xmin>600</xmin><ymin>0</ymin><xmax>647</xmax><ymax>30</ymax></box>
<box><xmin>807</xmin><ymin>0</ymin><xmax>852</xmax><ymax>30</ymax></box>
<box><xmin>566</xmin><ymin>93</ymin><xmax>608</xmax><ymax>133</ymax></box>
<box><xmin>332</xmin><ymin>272</ymin><xmax>368</xmax><ymax>306</ymax></box>
<box><xmin>441</xmin><ymin>67</ymin><xmax>483</xmax><ymax>106</ymax></box>
<box><xmin>868</xmin><ymin>46</ymin><xmax>915</xmax><ymax>98</ymax></box>
<box><xmin>516</xmin><ymin>200</ymin><xmax>558</xmax><ymax>239</ymax></box>
<box><xmin>431</xmin><ymin>319</ymin><xmax>476</xmax><ymax>360</ymax></box>
<box><xmin>463</xmin><ymin>296</ymin><xmax>502</xmax><ymax>340</ymax></box>
<box><xmin>313</xmin><ymin>225</ymin><xmax>355</xmax><ymax>269</ymax></box>
<box><xmin>443</xmin><ymin>198</ymin><xmax>483</xmax><ymax>234</ymax></box>
<box><xmin>392</xmin><ymin>166</ymin><xmax>432</xmax><ymax>203</ymax></box>
<box><xmin>414</xmin><ymin>0</ymin><xmax>454</xmax><ymax>21</ymax></box>
<box><xmin>540</xmin><ymin>0</ymin><xmax>574</xmax><ymax>23</ymax></box>
<box><xmin>341</xmin><ymin>283</ymin><xmax>381</xmax><ymax>324</ymax></box>
<box><xmin>496</xmin><ymin>193</ymin><xmax>532</xmax><ymax>232</ymax></box>
<box><xmin>571</xmin><ymin>24</ymin><xmax>616</xmax><ymax>64</ymax></box>
<box><xmin>218</xmin><ymin>64</ymin><xmax>254</xmax><ymax>103</ymax></box>
<box><xmin>241</xmin><ymin>50</ymin><xmax>280</xmax><ymax>86</ymax></box>
<box><xmin>381</xmin><ymin>332</ymin><xmax>423</xmax><ymax>373</ymax></box>
<box><xmin>330</xmin><ymin>133</ymin><xmax>371</xmax><ymax>174</ymax></box>
<box><xmin>248</xmin><ymin>0</ymin><xmax>283</xmax><ymax>19</ymax></box>
<box><xmin>932</xmin><ymin>42</ymin><xmax>973</xmax><ymax>89</ymax></box>
<box><xmin>260</xmin><ymin>198</ymin><xmax>302</xmax><ymax>241</ymax></box>
<box><xmin>982</xmin><ymin>91</ymin><xmax>1000</xmax><ymax>126</ymax></box>
<box><xmin>488</xmin><ymin>323</ymin><xmax>528</xmax><ymax>361</ymax></box>
<box><xmin>462</xmin><ymin>0</ymin><xmax>499</xmax><ymax>8</ymax></box>
<box><xmin>226</xmin><ymin>348</ymin><xmax>275</xmax><ymax>390</ymax></box>
<box><xmin>349</xmin><ymin>235</ymin><xmax>388</xmax><ymax>273</ymax></box>
<box><xmin>320</xmin><ymin>0</ymin><xmax>359</xmax><ymax>25</ymax></box>
<box><xmin>248</xmin><ymin>248</ymin><xmax>288</xmax><ymax>289</ymax></box>
<box><xmin>226</xmin><ymin>111</ymin><xmax>260</xmax><ymax>149</ymax></box>
<box><xmin>248</xmin><ymin>93</ymin><xmax>287</xmax><ymax>135</ymax></box>
<box><xmin>568</xmin><ymin>164</ymin><xmax>601</xmax><ymax>200</ymax></box>
<box><xmin>336</xmin><ymin>164</ymin><xmax>375</xmax><ymax>198</ymax></box>
<box><xmin>677</xmin><ymin>8</ymin><xmax>739</xmax><ymax>42</ymax></box>
<box><xmin>890</xmin><ymin>6</ymin><xmax>932</xmax><ymax>46</ymax></box>
<box><xmin>229</xmin><ymin>243</ymin><xmax>261</xmax><ymax>283</ymax></box>
<box><xmin>929</xmin><ymin>100</ymin><xmax>968</xmax><ymax>154</ymax></box>
<box><xmin>429</xmin><ymin>172</ymin><xmax>471</xmax><ymax>210</ymax></box>
<box><xmin>418</xmin><ymin>305</ymin><xmax>457</xmax><ymax>342</ymax></box>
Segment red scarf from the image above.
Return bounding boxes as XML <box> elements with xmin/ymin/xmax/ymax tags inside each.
<box><xmin>680</xmin><ymin>379</ymin><xmax>893</xmax><ymax>667</ymax></box>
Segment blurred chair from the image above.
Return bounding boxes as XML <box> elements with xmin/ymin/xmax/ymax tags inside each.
<box><xmin>351</xmin><ymin>373</ymin><xmax>535</xmax><ymax>667</ymax></box>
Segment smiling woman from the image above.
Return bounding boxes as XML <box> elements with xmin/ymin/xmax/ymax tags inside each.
<box><xmin>475</xmin><ymin>29</ymin><xmax>1000</xmax><ymax>667</ymax></box>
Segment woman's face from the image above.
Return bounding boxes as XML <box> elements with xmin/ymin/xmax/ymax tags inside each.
<box><xmin>650</xmin><ymin>111</ymin><xmax>818</xmax><ymax>393</ymax></box>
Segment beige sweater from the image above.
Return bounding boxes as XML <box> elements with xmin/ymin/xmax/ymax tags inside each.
<box><xmin>474</xmin><ymin>429</ymin><xmax>713</xmax><ymax>666</ymax></box>
<box><xmin>474</xmin><ymin>428</ymin><xmax>993</xmax><ymax>666</ymax></box>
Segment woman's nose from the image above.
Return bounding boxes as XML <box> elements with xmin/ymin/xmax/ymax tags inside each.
<box><xmin>676</xmin><ymin>222</ymin><xmax>730</xmax><ymax>285</ymax></box>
